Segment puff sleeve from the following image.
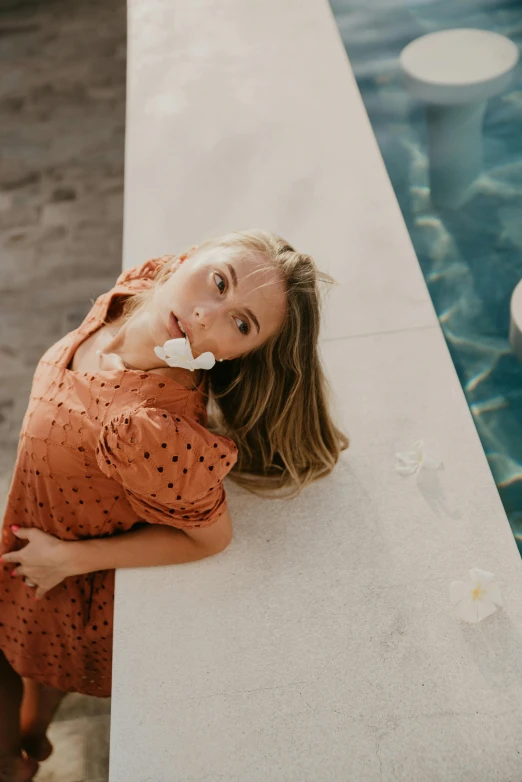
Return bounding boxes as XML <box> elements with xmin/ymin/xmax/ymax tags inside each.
<box><xmin>114</xmin><ymin>256</ymin><xmax>175</xmax><ymax>287</ymax></box>
<box><xmin>96</xmin><ymin>407</ymin><xmax>238</xmax><ymax>529</ymax></box>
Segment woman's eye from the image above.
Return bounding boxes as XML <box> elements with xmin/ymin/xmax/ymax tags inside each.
<box><xmin>214</xmin><ymin>272</ymin><xmax>226</xmax><ymax>293</ymax></box>
<box><xmin>214</xmin><ymin>272</ymin><xmax>249</xmax><ymax>335</ymax></box>
<box><xmin>236</xmin><ymin>317</ymin><xmax>250</xmax><ymax>336</ymax></box>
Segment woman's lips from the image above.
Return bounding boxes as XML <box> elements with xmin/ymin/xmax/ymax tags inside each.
<box><xmin>168</xmin><ymin>312</ymin><xmax>185</xmax><ymax>340</ymax></box>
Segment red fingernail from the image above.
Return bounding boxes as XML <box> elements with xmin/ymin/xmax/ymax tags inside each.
<box><xmin>10</xmin><ymin>570</ymin><xmax>16</xmax><ymax>578</ymax></box>
<box><xmin>11</xmin><ymin>525</ymin><xmax>19</xmax><ymax>532</ymax></box>
<box><xmin>34</xmin><ymin>597</ymin><xmax>39</xmax><ymax>602</ymax></box>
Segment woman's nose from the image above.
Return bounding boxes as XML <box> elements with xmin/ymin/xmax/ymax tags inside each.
<box><xmin>194</xmin><ymin>306</ymin><xmax>217</xmax><ymax>328</ymax></box>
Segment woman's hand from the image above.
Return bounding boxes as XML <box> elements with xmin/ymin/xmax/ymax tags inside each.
<box><xmin>0</xmin><ymin>526</ymin><xmax>71</xmax><ymax>600</ymax></box>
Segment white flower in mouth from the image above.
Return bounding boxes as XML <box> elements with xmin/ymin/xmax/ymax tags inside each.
<box><xmin>395</xmin><ymin>439</ymin><xmax>442</xmax><ymax>476</ymax></box>
<box><xmin>450</xmin><ymin>568</ymin><xmax>504</xmax><ymax>623</ymax></box>
<box><xmin>154</xmin><ymin>337</ymin><xmax>216</xmax><ymax>371</ymax></box>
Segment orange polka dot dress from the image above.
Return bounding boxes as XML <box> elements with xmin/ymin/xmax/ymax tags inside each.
<box><xmin>0</xmin><ymin>257</ymin><xmax>238</xmax><ymax>697</ymax></box>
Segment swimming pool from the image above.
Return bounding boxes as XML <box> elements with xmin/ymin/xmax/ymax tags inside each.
<box><xmin>329</xmin><ymin>0</ymin><xmax>522</xmax><ymax>552</ymax></box>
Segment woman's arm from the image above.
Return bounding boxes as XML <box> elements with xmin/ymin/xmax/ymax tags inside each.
<box><xmin>67</xmin><ymin>522</ymin><xmax>228</xmax><ymax>576</ymax></box>
<box><xmin>2</xmin><ymin>519</ymin><xmax>231</xmax><ymax>599</ymax></box>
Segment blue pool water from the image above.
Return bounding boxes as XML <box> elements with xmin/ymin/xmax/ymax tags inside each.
<box><xmin>329</xmin><ymin>0</ymin><xmax>522</xmax><ymax>552</ymax></box>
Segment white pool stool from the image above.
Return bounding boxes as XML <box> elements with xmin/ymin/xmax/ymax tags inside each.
<box><xmin>510</xmin><ymin>279</ymin><xmax>522</xmax><ymax>362</ymax></box>
<box><xmin>400</xmin><ymin>28</ymin><xmax>519</xmax><ymax>208</ymax></box>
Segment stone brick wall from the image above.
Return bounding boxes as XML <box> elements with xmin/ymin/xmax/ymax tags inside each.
<box><xmin>0</xmin><ymin>0</ymin><xmax>126</xmax><ymax>502</ymax></box>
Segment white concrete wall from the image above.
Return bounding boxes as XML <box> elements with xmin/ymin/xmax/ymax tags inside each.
<box><xmin>110</xmin><ymin>0</ymin><xmax>522</xmax><ymax>779</ymax></box>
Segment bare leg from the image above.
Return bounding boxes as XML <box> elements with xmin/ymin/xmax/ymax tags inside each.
<box><xmin>0</xmin><ymin>652</ymin><xmax>38</xmax><ymax>782</ymax></box>
<box><xmin>20</xmin><ymin>680</ymin><xmax>66</xmax><ymax>763</ymax></box>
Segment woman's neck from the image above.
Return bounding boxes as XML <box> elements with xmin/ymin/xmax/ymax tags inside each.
<box><xmin>103</xmin><ymin>309</ymin><xmax>155</xmax><ymax>369</ymax></box>
<box><xmin>102</xmin><ymin>307</ymin><xmax>202</xmax><ymax>388</ymax></box>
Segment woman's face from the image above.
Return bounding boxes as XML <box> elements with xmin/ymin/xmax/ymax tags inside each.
<box><xmin>151</xmin><ymin>245</ymin><xmax>287</xmax><ymax>360</ymax></box>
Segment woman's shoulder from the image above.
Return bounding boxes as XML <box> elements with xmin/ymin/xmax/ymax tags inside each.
<box><xmin>115</xmin><ymin>256</ymin><xmax>175</xmax><ymax>287</ymax></box>
<box><xmin>100</xmin><ymin>405</ymin><xmax>237</xmax><ymax>457</ymax></box>
<box><xmin>86</xmin><ymin>256</ymin><xmax>176</xmax><ymax>327</ymax></box>
<box><xmin>96</xmin><ymin>404</ymin><xmax>238</xmax><ymax>500</ymax></box>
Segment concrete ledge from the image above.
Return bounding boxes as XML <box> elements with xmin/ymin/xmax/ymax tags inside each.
<box><xmin>110</xmin><ymin>0</ymin><xmax>522</xmax><ymax>779</ymax></box>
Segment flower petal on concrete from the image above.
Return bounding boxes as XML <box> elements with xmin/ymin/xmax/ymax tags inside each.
<box><xmin>450</xmin><ymin>568</ymin><xmax>504</xmax><ymax>623</ymax></box>
<box><xmin>395</xmin><ymin>439</ymin><xmax>442</xmax><ymax>476</ymax></box>
<box><xmin>420</xmin><ymin>440</ymin><xmax>443</xmax><ymax>471</ymax></box>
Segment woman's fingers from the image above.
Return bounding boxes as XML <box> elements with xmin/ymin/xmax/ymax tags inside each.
<box><xmin>5</xmin><ymin>565</ymin><xmax>49</xmax><ymax>600</ymax></box>
<box><xmin>34</xmin><ymin>585</ymin><xmax>46</xmax><ymax>600</ymax></box>
<box><xmin>8</xmin><ymin>565</ymin><xmax>39</xmax><ymax>586</ymax></box>
<box><xmin>10</xmin><ymin>566</ymin><xmax>43</xmax><ymax>596</ymax></box>
<box><xmin>11</xmin><ymin>527</ymin><xmax>33</xmax><ymax>540</ymax></box>
<box><xmin>0</xmin><ymin>550</ymin><xmax>23</xmax><ymax>564</ymax></box>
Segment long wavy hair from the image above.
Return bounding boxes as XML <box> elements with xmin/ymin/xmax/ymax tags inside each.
<box><xmin>115</xmin><ymin>229</ymin><xmax>349</xmax><ymax>499</ymax></box>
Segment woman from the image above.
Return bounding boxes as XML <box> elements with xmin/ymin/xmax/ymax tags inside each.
<box><xmin>0</xmin><ymin>229</ymin><xmax>349</xmax><ymax>781</ymax></box>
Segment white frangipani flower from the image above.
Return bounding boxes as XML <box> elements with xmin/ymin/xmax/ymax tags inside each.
<box><xmin>395</xmin><ymin>439</ymin><xmax>442</xmax><ymax>476</ymax></box>
<box><xmin>154</xmin><ymin>337</ymin><xmax>216</xmax><ymax>372</ymax></box>
<box><xmin>450</xmin><ymin>568</ymin><xmax>504</xmax><ymax>624</ymax></box>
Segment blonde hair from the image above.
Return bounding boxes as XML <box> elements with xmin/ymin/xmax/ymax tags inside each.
<box><xmin>117</xmin><ymin>229</ymin><xmax>349</xmax><ymax>499</ymax></box>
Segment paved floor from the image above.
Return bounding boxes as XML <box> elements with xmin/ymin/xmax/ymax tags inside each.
<box><xmin>0</xmin><ymin>0</ymin><xmax>126</xmax><ymax>778</ymax></box>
